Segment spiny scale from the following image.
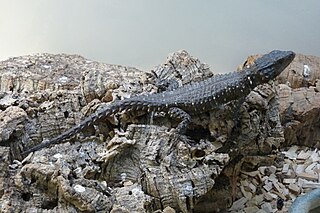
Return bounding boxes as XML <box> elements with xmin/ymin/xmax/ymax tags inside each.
<box><xmin>22</xmin><ymin>50</ymin><xmax>295</xmax><ymax>155</ymax></box>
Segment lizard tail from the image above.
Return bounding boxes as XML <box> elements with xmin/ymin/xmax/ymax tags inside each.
<box><xmin>22</xmin><ymin>102</ymin><xmax>123</xmax><ymax>156</ymax></box>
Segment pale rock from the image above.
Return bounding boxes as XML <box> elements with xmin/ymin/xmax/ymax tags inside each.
<box><xmin>259</xmin><ymin>166</ymin><xmax>267</xmax><ymax>175</ymax></box>
<box><xmin>53</xmin><ymin>153</ymin><xmax>63</xmax><ymax>159</ymax></box>
<box><xmin>283</xmin><ymin>179</ymin><xmax>296</xmax><ymax>184</ymax></box>
<box><xmin>263</xmin><ymin>181</ymin><xmax>273</xmax><ymax>192</ymax></box>
<box><xmin>316</xmin><ymin>164</ymin><xmax>320</xmax><ymax>182</ymax></box>
<box><xmin>240</xmin><ymin>185</ymin><xmax>252</xmax><ymax>200</ymax></box>
<box><xmin>294</xmin><ymin>164</ymin><xmax>305</xmax><ymax>174</ymax></box>
<box><xmin>229</xmin><ymin>197</ymin><xmax>248</xmax><ymax>211</ymax></box>
<box><xmin>297</xmin><ymin>150</ymin><xmax>312</xmax><ymax>160</ymax></box>
<box><xmin>261</xmin><ymin>202</ymin><xmax>273</xmax><ymax>213</ymax></box>
<box><xmin>264</xmin><ymin>191</ymin><xmax>277</xmax><ymax>201</ymax></box>
<box><xmin>256</xmin><ymin>210</ymin><xmax>267</xmax><ymax>213</ymax></box>
<box><xmin>300</xmin><ymin>178</ymin><xmax>320</xmax><ymax>188</ymax></box>
<box><xmin>310</xmin><ymin>151</ymin><xmax>320</xmax><ymax>162</ymax></box>
<box><xmin>297</xmin><ymin>177</ymin><xmax>305</xmax><ymax>187</ymax></box>
<box><xmin>73</xmin><ymin>184</ymin><xmax>86</xmax><ymax>193</ymax></box>
<box><xmin>282</xmin><ymin>163</ymin><xmax>290</xmax><ymax>173</ymax></box>
<box><xmin>282</xmin><ymin>146</ymin><xmax>298</xmax><ymax>159</ymax></box>
<box><xmin>262</xmin><ymin>176</ymin><xmax>269</xmax><ymax>182</ymax></box>
<box><xmin>252</xmin><ymin>178</ymin><xmax>259</xmax><ymax>186</ymax></box>
<box><xmin>241</xmin><ymin>170</ymin><xmax>260</xmax><ymax>177</ymax></box>
<box><xmin>288</xmin><ymin>183</ymin><xmax>300</xmax><ymax>194</ymax></box>
<box><xmin>285</xmin><ymin>169</ymin><xmax>295</xmax><ymax>178</ymax></box>
<box><xmin>269</xmin><ymin>166</ymin><xmax>277</xmax><ymax>174</ymax></box>
<box><xmin>241</xmin><ymin>179</ymin><xmax>249</xmax><ymax>187</ymax></box>
<box><xmin>247</xmin><ymin>194</ymin><xmax>264</xmax><ymax>206</ymax></box>
<box><xmin>244</xmin><ymin>206</ymin><xmax>259</xmax><ymax>213</ymax></box>
<box><xmin>297</xmin><ymin>172</ymin><xmax>318</xmax><ymax>180</ymax></box>
<box><xmin>248</xmin><ymin>183</ymin><xmax>256</xmax><ymax>193</ymax></box>
<box><xmin>305</xmin><ymin>162</ymin><xmax>317</xmax><ymax>173</ymax></box>
<box><xmin>163</xmin><ymin>206</ymin><xmax>176</xmax><ymax>213</ymax></box>
<box><xmin>283</xmin><ymin>187</ymin><xmax>289</xmax><ymax>196</ymax></box>
<box><xmin>268</xmin><ymin>173</ymin><xmax>278</xmax><ymax>182</ymax></box>
<box><xmin>269</xmin><ymin>192</ymin><xmax>278</xmax><ymax>199</ymax></box>
<box><xmin>271</xmin><ymin>190</ymin><xmax>286</xmax><ymax>200</ymax></box>
<box><xmin>272</xmin><ymin>182</ymin><xmax>283</xmax><ymax>194</ymax></box>
<box><xmin>289</xmin><ymin>193</ymin><xmax>297</xmax><ymax>200</ymax></box>
<box><xmin>284</xmin><ymin>158</ymin><xmax>292</xmax><ymax>164</ymax></box>
<box><xmin>123</xmin><ymin>180</ymin><xmax>134</xmax><ymax>186</ymax></box>
<box><xmin>277</xmin><ymin>181</ymin><xmax>286</xmax><ymax>189</ymax></box>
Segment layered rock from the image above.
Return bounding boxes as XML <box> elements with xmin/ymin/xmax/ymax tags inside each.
<box><xmin>0</xmin><ymin>50</ymin><xmax>319</xmax><ymax>213</ymax></box>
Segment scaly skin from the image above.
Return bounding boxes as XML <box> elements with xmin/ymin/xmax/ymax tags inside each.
<box><xmin>22</xmin><ymin>50</ymin><xmax>295</xmax><ymax>155</ymax></box>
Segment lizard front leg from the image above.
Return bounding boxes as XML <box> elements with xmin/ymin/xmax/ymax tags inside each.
<box><xmin>168</xmin><ymin>107</ymin><xmax>191</xmax><ymax>134</ymax></box>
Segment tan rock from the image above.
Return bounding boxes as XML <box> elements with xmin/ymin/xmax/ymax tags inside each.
<box><xmin>229</xmin><ymin>197</ymin><xmax>248</xmax><ymax>211</ymax></box>
<box><xmin>247</xmin><ymin>194</ymin><xmax>264</xmax><ymax>206</ymax></box>
<box><xmin>282</xmin><ymin>163</ymin><xmax>290</xmax><ymax>173</ymax></box>
<box><xmin>294</xmin><ymin>164</ymin><xmax>305</xmax><ymax>174</ymax></box>
<box><xmin>240</xmin><ymin>185</ymin><xmax>252</xmax><ymax>199</ymax></box>
<box><xmin>0</xmin><ymin>106</ymin><xmax>27</xmax><ymax>142</ymax></box>
<box><xmin>283</xmin><ymin>179</ymin><xmax>297</xmax><ymax>184</ymax></box>
<box><xmin>297</xmin><ymin>150</ymin><xmax>312</xmax><ymax>160</ymax></box>
<box><xmin>275</xmin><ymin>53</ymin><xmax>320</xmax><ymax>148</ymax></box>
<box><xmin>163</xmin><ymin>206</ymin><xmax>176</xmax><ymax>213</ymax></box>
<box><xmin>277</xmin><ymin>53</ymin><xmax>320</xmax><ymax>89</ymax></box>
<box><xmin>288</xmin><ymin>183</ymin><xmax>300</xmax><ymax>194</ymax></box>
<box><xmin>244</xmin><ymin>206</ymin><xmax>260</xmax><ymax>213</ymax></box>
<box><xmin>261</xmin><ymin>202</ymin><xmax>273</xmax><ymax>213</ymax></box>
<box><xmin>248</xmin><ymin>183</ymin><xmax>256</xmax><ymax>193</ymax></box>
<box><xmin>297</xmin><ymin>172</ymin><xmax>318</xmax><ymax>180</ymax></box>
<box><xmin>263</xmin><ymin>181</ymin><xmax>273</xmax><ymax>192</ymax></box>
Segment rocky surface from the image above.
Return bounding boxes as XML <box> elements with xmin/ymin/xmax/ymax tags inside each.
<box><xmin>228</xmin><ymin>146</ymin><xmax>320</xmax><ymax>212</ymax></box>
<box><xmin>0</xmin><ymin>50</ymin><xmax>319</xmax><ymax>212</ymax></box>
<box><xmin>240</xmin><ymin>53</ymin><xmax>320</xmax><ymax>148</ymax></box>
<box><xmin>229</xmin><ymin>53</ymin><xmax>320</xmax><ymax>213</ymax></box>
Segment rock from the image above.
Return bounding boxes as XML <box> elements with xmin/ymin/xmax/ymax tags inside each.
<box><xmin>297</xmin><ymin>150</ymin><xmax>312</xmax><ymax>160</ymax></box>
<box><xmin>278</xmin><ymin>84</ymin><xmax>320</xmax><ymax>147</ymax></box>
<box><xmin>277</xmin><ymin>53</ymin><xmax>320</xmax><ymax>89</ymax></box>
<box><xmin>244</xmin><ymin>206</ymin><xmax>260</xmax><ymax>213</ymax></box>
<box><xmin>0</xmin><ymin>51</ymin><xmax>227</xmax><ymax>212</ymax></box>
<box><xmin>229</xmin><ymin>197</ymin><xmax>248</xmax><ymax>211</ymax></box>
<box><xmin>0</xmin><ymin>106</ymin><xmax>27</xmax><ymax>142</ymax></box>
<box><xmin>0</xmin><ymin>147</ymin><xmax>10</xmax><ymax>200</ymax></box>
<box><xmin>163</xmin><ymin>206</ymin><xmax>176</xmax><ymax>213</ymax></box>
<box><xmin>261</xmin><ymin>202</ymin><xmax>273</xmax><ymax>213</ymax></box>
<box><xmin>0</xmin><ymin>50</ymin><xmax>319</xmax><ymax>213</ymax></box>
<box><xmin>0</xmin><ymin>53</ymin><xmax>84</xmax><ymax>92</ymax></box>
<box><xmin>241</xmin><ymin>52</ymin><xmax>320</xmax><ymax>148</ymax></box>
<box><xmin>153</xmin><ymin>50</ymin><xmax>213</xmax><ymax>90</ymax></box>
<box><xmin>240</xmin><ymin>53</ymin><xmax>320</xmax><ymax>89</ymax></box>
<box><xmin>278</xmin><ymin>54</ymin><xmax>320</xmax><ymax>147</ymax></box>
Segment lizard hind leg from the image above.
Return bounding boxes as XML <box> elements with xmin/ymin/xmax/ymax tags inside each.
<box><xmin>167</xmin><ymin>107</ymin><xmax>191</xmax><ymax>134</ymax></box>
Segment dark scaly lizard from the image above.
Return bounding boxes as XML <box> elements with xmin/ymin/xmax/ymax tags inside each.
<box><xmin>22</xmin><ymin>50</ymin><xmax>295</xmax><ymax>156</ymax></box>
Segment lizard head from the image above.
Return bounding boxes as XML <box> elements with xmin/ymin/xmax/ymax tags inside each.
<box><xmin>253</xmin><ymin>50</ymin><xmax>295</xmax><ymax>83</ymax></box>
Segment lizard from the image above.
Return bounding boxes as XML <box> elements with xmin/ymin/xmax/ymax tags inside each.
<box><xmin>22</xmin><ymin>50</ymin><xmax>295</xmax><ymax>156</ymax></box>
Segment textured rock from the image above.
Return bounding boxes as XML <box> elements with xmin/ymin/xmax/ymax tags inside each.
<box><xmin>0</xmin><ymin>106</ymin><xmax>27</xmax><ymax>143</ymax></box>
<box><xmin>0</xmin><ymin>147</ymin><xmax>10</xmax><ymax>200</ymax></box>
<box><xmin>241</xmin><ymin>52</ymin><xmax>320</xmax><ymax>148</ymax></box>
<box><xmin>277</xmin><ymin>54</ymin><xmax>320</xmax><ymax>89</ymax></box>
<box><xmin>239</xmin><ymin>53</ymin><xmax>320</xmax><ymax>89</ymax></box>
<box><xmin>228</xmin><ymin>52</ymin><xmax>320</xmax><ymax>213</ymax></box>
<box><xmin>1</xmin><ymin>51</ymin><xmax>224</xmax><ymax>212</ymax></box>
<box><xmin>277</xmin><ymin>54</ymin><xmax>320</xmax><ymax>148</ymax></box>
<box><xmin>153</xmin><ymin>50</ymin><xmax>213</xmax><ymax>91</ymax></box>
<box><xmin>0</xmin><ymin>53</ymin><xmax>83</xmax><ymax>92</ymax></box>
<box><xmin>0</xmin><ymin>50</ymin><xmax>319</xmax><ymax>212</ymax></box>
<box><xmin>278</xmin><ymin>84</ymin><xmax>320</xmax><ymax>147</ymax></box>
